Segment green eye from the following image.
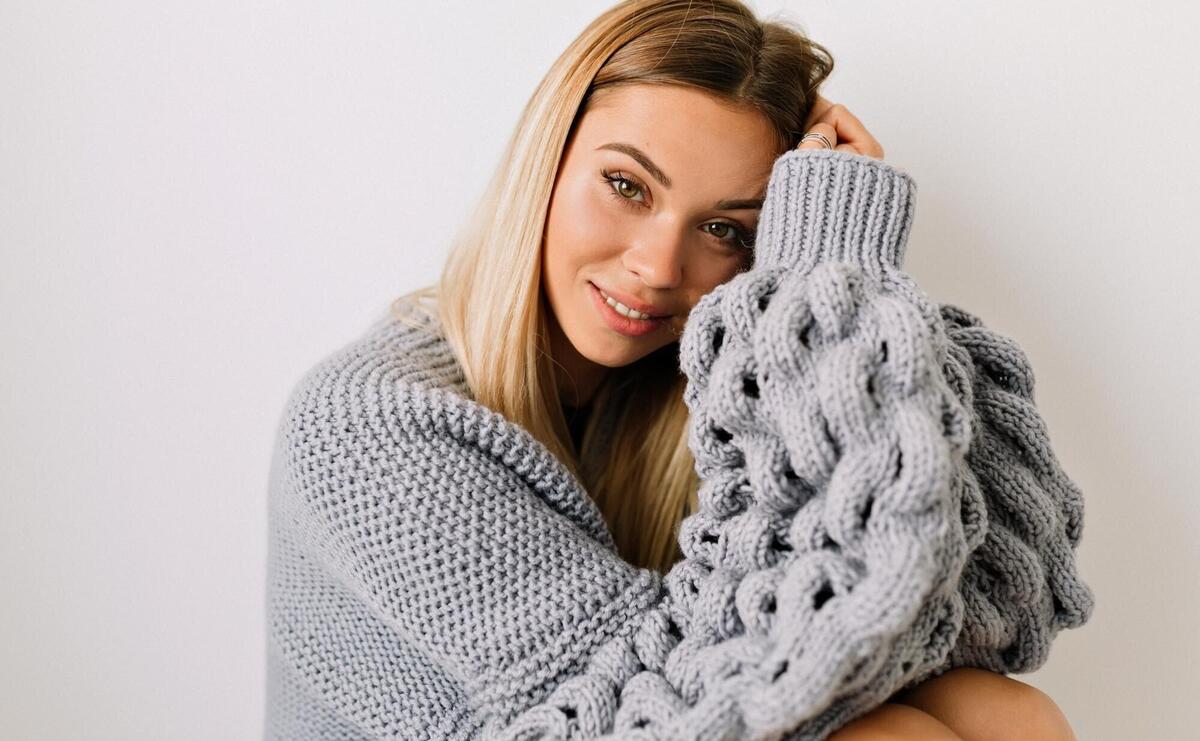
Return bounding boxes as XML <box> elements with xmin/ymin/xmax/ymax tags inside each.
<box><xmin>601</xmin><ymin>169</ymin><xmax>646</xmax><ymax>203</ymax></box>
<box><xmin>705</xmin><ymin>222</ymin><xmax>757</xmax><ymax>251</ymax></box>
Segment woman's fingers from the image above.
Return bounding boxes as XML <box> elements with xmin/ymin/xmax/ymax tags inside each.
<box><xmin>818</xmin><ymin>103</ymin><xmax>883</xmax><ymax>158</ymax></box>
<box><xmin>797</xmin><ymin>121</ymin><xmax>837</xmax><ymax>150</ymax></box>
<box><xmin>799</xmin><ymin>98</ymin><xmax>886</xmax><ymax>160</ymax></box>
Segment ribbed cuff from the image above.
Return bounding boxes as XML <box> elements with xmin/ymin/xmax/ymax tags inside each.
<box><xmin>752</xmin><ymin>148</ymin><xmax>918</xmax><ymax>277</ymax></box>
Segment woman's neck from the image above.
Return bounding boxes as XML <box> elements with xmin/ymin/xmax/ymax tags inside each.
<box><xmin>546</xmin><ymin>307</ymin><xmax>609</xmax><ymax>409</ymax></box>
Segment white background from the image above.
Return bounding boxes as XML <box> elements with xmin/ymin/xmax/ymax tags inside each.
<box><xmin>2</xmin><ymin>1</ymin><xmax>1196</xmax><ymax>738</ymax></box>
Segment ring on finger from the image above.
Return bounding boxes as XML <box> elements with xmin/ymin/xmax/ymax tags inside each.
<box><xmin>799</xmin><ymin>132</ymin><xmax>833</xmax><ymax>150</ymax></box>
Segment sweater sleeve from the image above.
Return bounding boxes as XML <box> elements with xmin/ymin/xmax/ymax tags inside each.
<box><xmin>643</xmin><ymin>148</ymin><xmax>983</xmax><ymax>738</ymax></box>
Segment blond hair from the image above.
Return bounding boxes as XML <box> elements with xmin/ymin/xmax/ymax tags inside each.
<box><xmin>391</xmin><ymin>0</ymin><xmax>833</xmax><ymax>573</ymax></box>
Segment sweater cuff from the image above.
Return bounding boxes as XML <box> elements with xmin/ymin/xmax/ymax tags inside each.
<box><xmin>752</xmin><ymin>148</ymin><xmax>918</xmax><ymax>278</ymax></box>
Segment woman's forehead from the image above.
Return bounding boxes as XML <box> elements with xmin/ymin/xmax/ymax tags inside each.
<box><xmin>586</xmin><ymin>83</ymin><xmax>764</xmax><ymax>131</ymax></box>
<box><xmin>578</xmin><ymin>84</ymin><xmax>778</xmax><ymax>186</ymax></box>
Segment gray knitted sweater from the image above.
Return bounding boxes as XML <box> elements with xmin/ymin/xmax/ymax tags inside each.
<box><xmin>265</xmin><ymin>149</ymin><xmax>1094</xmax><ymax>740</ymax></box>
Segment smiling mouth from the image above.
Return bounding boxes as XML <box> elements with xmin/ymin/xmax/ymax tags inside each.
<box><xmin>589</xmin><ymin>282</ymin><xmax>669</xmax><ymax>338</ymax></box>
<box><xmin>591</xmin><ymin>283</ymin><xmax>671</xmax><ymax>319</ymax></box>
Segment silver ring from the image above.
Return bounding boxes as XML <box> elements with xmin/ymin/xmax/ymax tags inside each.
<box><xmin>800</xmin><ymin>132</ymin><xmax>833</xmax><ymax>150</ymax></box>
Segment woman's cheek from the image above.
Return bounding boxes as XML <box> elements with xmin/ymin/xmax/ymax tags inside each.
<box><xmin>571</xmin><ymin>189</ymin><xmax>626</xmax><ymax>256</ymax></box>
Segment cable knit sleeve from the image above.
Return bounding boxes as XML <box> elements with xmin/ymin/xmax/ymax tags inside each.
<box><xmin>638</xmin><ymin>148</ymin><xmax>986</xmax><ymax>738</ymax></box>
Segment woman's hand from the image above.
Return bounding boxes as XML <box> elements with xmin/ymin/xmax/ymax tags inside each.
<box><xmin>797</xmin><ymin>94</ymin><xmax>886</xmax><ymax>160</ymax></box>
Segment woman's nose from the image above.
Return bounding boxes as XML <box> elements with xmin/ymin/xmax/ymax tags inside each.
<box><xmin>621</xmin><ymin>225</ymin><xmax>688</xmax><ymax>289</ymax></box>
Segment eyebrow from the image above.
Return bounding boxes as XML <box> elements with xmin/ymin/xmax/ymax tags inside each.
<box><xmin>595</xmin><ymin>142</ymin><xmax>764</xmax><ymax>211</ymax></box>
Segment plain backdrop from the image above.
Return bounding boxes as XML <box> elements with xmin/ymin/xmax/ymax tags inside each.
<box><xmin>2</xmin><ymin>1</ymin><xmax>1197</xmax><ymax>738</ymax></box>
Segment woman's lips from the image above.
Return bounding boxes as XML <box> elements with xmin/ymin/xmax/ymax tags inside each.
<box><xmin>589</xmin><ymin>282</ymin><xmax>668</xmax><ymax>338</ymax></box>
<box><xmin>591</xmin><ymin>282</ymin><xmax>671</xmax><ymax>318</ymax></box>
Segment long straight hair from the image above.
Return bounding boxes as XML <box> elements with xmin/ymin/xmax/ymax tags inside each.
<box><xmin>391</xmin><ymin>0</ymin><xmax>834</xmax><ymax>573</ymax></box>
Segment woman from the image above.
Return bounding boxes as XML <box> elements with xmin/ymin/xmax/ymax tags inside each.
<box><xmin>265</xmin><ymin>1</ymin><xmax>1093</xmax><ymax>739</ymax></box>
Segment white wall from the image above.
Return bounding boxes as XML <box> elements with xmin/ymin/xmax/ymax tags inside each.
<box><xmin>2</xmin><ymin>1</ymin><xmax>1195</xmax><ymax>738</ymax></box>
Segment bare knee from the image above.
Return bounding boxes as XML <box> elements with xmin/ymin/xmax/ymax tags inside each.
<box><xmin>892</xmin><ymin>667</ymin><xmax>1076</xmax><ymax>741</ymax></box>
<box><xmin>1008</xmin><ymin>683</ymin><xmax>1077</xmax><ymax>741</ymax></box>
<box><xmin>826</xmin><ymin>702</ymin><xmax>963</xmax><ymax>741</ymax></box>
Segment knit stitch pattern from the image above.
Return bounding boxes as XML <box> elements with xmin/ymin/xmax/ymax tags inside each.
<box><xmin>265</xmin><ymin>148</ymin><xmax>1094</xmax><ymax>740</ymax></box>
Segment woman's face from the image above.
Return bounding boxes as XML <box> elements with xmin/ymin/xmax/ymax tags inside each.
<box><xmin>541</xmin><ymin>82</ymin><xmax>780</xmax><ymax>404</ymax></box>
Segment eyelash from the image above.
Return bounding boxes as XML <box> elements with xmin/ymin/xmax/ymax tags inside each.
<box><xmin>599</xmin><ymin>169</ymin><xmax>757</xmax><ymax>251</ymax></box>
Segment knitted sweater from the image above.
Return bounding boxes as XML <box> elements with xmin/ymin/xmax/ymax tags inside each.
<box><xmin>264</xmin><ymin>148</ymin><xmax>1095</xmax><ymax>740</ymax></box>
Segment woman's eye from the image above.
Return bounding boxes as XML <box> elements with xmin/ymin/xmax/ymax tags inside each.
<box><xmin>705</xmin><ymin>222</ymin><xmax>756</xmax><ymax>251</ymax></box>
<box><xmin>706</xmin><ymin>223</ymin><xmax>734</xmax><ymax>240</ymax></box>
<box><xmin>600</xmin><ymin>169</ymin><xmax>646</xmax><ymax>204</ymax></box>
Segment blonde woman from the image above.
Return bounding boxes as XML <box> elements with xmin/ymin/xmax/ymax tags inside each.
<box><xmin>265</xmin><ymin>1</ymin><xmax>1093</xmax><ymax>739</ymax></box>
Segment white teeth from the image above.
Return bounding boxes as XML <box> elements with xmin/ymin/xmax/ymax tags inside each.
<box><xmin>600</xmin><ymin>289</ymin><xmax>654</xmax><ymax>320</ymax></box>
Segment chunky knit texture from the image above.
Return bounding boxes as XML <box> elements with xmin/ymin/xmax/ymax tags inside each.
<box><xmin>264</xmin><ymin>148</ymin><xmax>1094</xmax><ymax>740</ymax></box>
